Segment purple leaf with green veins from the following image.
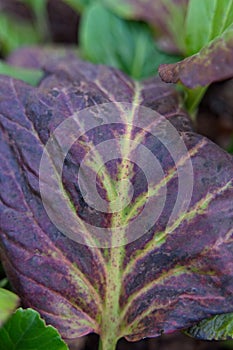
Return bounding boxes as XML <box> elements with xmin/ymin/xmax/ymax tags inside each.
<box><xmin>0</xmin><ymin>57</ymin><xmax>233</xmax><ymax>350</ymax></box>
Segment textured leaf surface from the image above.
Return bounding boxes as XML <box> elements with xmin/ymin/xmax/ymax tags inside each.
<box><xmin>159</xmin><ymin>24</ymin><xmax>233</xmax><ymax>88</ymax></box>
<box><xmin>187</xmin><ymin>313</ymin><xmax>233</xmax><ymax>340</ymax></box>
<box><xmin>0</xmin><ymin>56</ymin><xmax>233</xmax><ymax>347</ymax></box>
<box><xmin>0</xmin><ymin>308</ymin><xmax>68</xmax><ymax>350</ymax></box>
<box><xmin>0</xmin><ymin>288</ymin><xmax>19</xmax><ymax>327</ymax></box>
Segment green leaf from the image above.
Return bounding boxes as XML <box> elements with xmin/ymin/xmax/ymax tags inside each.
<box><xmin>80</xmin><ymin>3</ymin><xmax>180</xmax><ymax>79</ymax></box>
<box><xmin>0</xmin><ymin>13</ymin><xmax>40</xmax><ymax>56</ymax></box>
<box><xmin>187</xmin><ymin>313</ymin><xmax>233</xmax><ymax>340</ymax></box>
<box><xmin>62</xmin><ymin>0</ymin><xmax>94</xmax><ymax>13</ymax></box>
<box><xmin>0</xmin><ymin>308</ymin><xmax>68</xmax><ymax>350</ymax></box>
<box><xmin>20</xmin><ymin>0</ymin><xmax>50</xmax><ymax>41</ymax></box>
<box><xmin>104</xmin><ymin>0</ymin><xmax>188</xmax><ymax>54</ymax></box>
<box><xmin>0</xmin><ymin>288</ymin><xmax>19</xmax><ymax>327</ymax></box>
<box><xmin>0</xmin><ymin>60</ymin><xmax>43</xmax><ymax>86</ymax></box>
<box><xmin>20</xmin><ymin>0</ymin><xmax>48</xmax><ymax>14</ymax></box>
<box><xmin>185</xmin><ymin>0</ymin><xmax>233</xmax><ymax>55</ymax></box>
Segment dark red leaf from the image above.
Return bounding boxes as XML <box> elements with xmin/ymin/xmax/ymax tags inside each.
<box><xmin>0</xmin><ymin>56</ymin><xmax>233</xmax><ymax>346</ymax></box>
<box><xmin>159</xmin><ymin>26</ymin><xmax>233</xmax><ymax>88</ymax></box>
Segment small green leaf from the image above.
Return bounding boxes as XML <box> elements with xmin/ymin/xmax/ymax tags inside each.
<box><xmin>185</xmin><ymin>0</ymin><xmax>233</xmax><ymax>55</ymax></box>
<box><xmin>80</xmin><ymin>3</ymin><xmax>180</xmax><ymax>79</ymax></box>
<box><xmin>0</xmin><ymin>308</ymin><xmax>68</xmax><ymax>350</ymax></box>
<box><xmin>187</xmin><ymin>313</ymin><xmax>233</xmax><ymax>340</ymax></box>
<box><xmin>0</xmin><ymin>288</ymin><xmax>19</xmax><ymax>327</ymax></box>
<box><xmin>0</xmin><ymin>60</ymin><xmax>43</xmax><ymax>86</ymax></box>
<box><xmin>0</xmin><ymin>13</ymin><xmax>40</xmax><ymax>55</ymax></box>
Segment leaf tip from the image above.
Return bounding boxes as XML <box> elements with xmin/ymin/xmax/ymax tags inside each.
<box><xmin>158</xmin><ymin>63</ymin><xmax>179</xmax><ymax>83</ymax></box>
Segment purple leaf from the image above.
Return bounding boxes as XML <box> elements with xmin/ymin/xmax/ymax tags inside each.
<box><xmin>159</xmin><ymin>25</ymin><xmax>233</xmax><ymax>88</ymax></box>
<box><xmin>0</xmin><ymin>57</ymin><xmax>233</xmax><ymax>347</ymax></box>
<box><xmin>7</xmin><ymin>46</ymin><xmax>79</xmax><ymax>70</ymax></box>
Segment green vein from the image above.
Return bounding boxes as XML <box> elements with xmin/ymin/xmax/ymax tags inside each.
<box><xmin>120</xmin><ymin>265</ymin><xmax>190</xmax><ymax>323</ymax></box>
<box><xmin>122</xmin><ymin>139</ymin><xmax>207</xmax><ymax>274</ymax></box>
<box><xmin>99</xmin><ymin>83</ymin><xmax>143</xmax><ymax>348</ymax></box>
<box><xmin>125</xmin><ymin>294</ymin><xmax>225</xmax><ymax>337</ymax></box>
<box><xmin>123</xmin><ymin>138</ymin><xmax>207</xmax><ymax>224</ymax></box>
<box><xmin>112</xmin><ymin>83</ymin><xmax>142</xmax><ymax>233</ymax></box>
<box><xmin>9</xmin><ymin>80</ymin><xmax>106</xmax><ymax>312</ymax></box>
<box><xmin>119</xmin><ymin>179</ymin><xmax>233</xmax><ymax>334</ymax></box>
<box><xmin>120</xmin><ymin>259</ymin><xmax>223</xmax><ymax>330</ymax></box>
<box><xmin>123</xmin><ymin>179</ymin><xmax>233</xmax><ymax>278</ymax></box>
<box><xmin>46</xmin><ymin>247</ymin><xmax>103</xmax><ymax>309</ymax></box>
<box><xmin>2</xmin><ymin>247</ymin><xmax>97</xmax><ymax>329</ymax></box>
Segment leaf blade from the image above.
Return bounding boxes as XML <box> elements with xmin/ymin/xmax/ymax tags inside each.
<box><xmin>0</xmin><ymin>308</ymin><xmax>68</xmax><ymax>350</ymax></box>
<box><xmin>0</xmin><ymin>56</ymin><xmax>233</xmax><ymax>344</ymax></box>
<box><xmin>79</xmin><ymin>3</ymin><xmax>180</xmax><ymax>79</ymax></box>
<box><xmin>0</xmin><ymin>288</ymin><xmax>19</xmax><ymax>327</ymax></box>
<box><xmin>159</xmin><ymin>24</ymin><xmax>233</xmax><ymax>88</ymax></box>
<box><xmin>185</xmin><ymin>0</ymin><xmax>233</xmax><ymax>55</ymax></box>
<box><xmin>187</xmin><ymin>313</ymin><xmax>233</xmax><ymax>340</ymax></box>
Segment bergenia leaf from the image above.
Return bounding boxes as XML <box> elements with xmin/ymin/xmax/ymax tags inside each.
<box><xmin>0</xmin><ymin>308</ymin><xmax>68</xmax><ymax>350</ymax></box>
<box><xmin>0</xmin><ymin>288</ymin><xmax>19</xmax><ymax>327</ymax></box>
<box><xmin>159</xmin><ymin>24</ymin><xmax>233</xmax><ymax>88</ymax></box>
<box><xmin>0</xmin><ymin>57</ymin><xmax>233</xmax><ymax>349</ymax></box>
<box><xmin>186</xmin><ymin>313</ymin><xmax>233</xmax><ymax>340</ymax></box>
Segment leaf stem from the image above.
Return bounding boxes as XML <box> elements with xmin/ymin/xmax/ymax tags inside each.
<box><xmin>184</xmin><ymin>86</ymin><xmax>208</xmax><ymax>120</ymax></box>
<box><xmin>98</xmin><ymin>334</ymin><xmax>118</xmax><ymax>350</ymax></box>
